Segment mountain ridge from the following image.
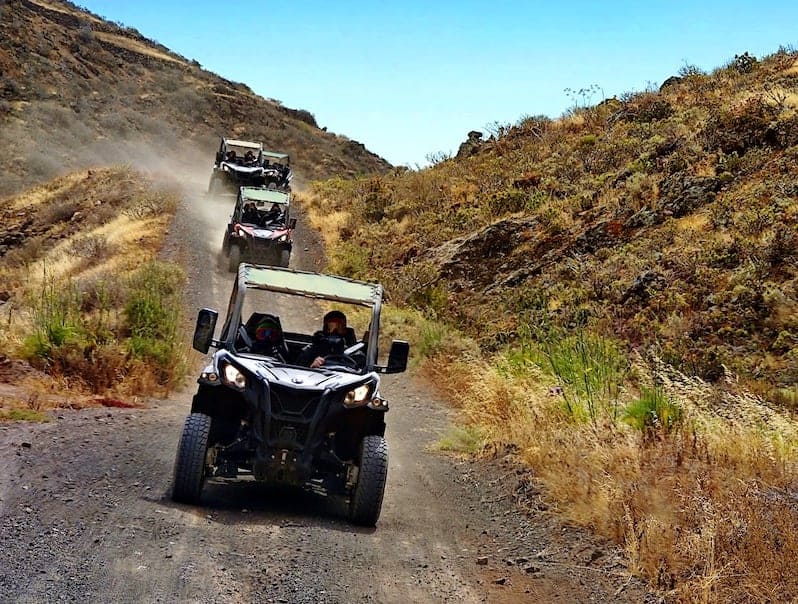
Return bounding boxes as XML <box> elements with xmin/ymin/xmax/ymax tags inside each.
<box><xmin>0</xmin><ymin>0</ymin><xmax>390</xmax><ymax>195</ymax></box>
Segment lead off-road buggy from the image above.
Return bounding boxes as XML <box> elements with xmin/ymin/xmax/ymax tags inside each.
<box><xmin>172</xmin><ymin>264</ymin><xmax>409</xmax><ymax>526</ymax></box>
<box><xmin>221</xmin><ymin>186</ymin><xmax>295</xmax><ymax>271</ymax></box>
<box><xmin>208</xmin><ymin>137</ymin><xmax>293</xmax><ymax>195</ymax></box>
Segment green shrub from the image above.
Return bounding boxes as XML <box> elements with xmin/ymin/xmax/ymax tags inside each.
<box><xmin>124</xmin><ymin>261</ymin><xmax>186</xmax><ymax>383</ymax></box>
<box><xmin>532</xmin><ymin>329</ymin><xmax>630</xmax><ymax>424</ymax></box>
<box><xmin>623</xmin><ymin>386</ymin><xmax>683</xmax><ymax>438</ymax></box>
<box><xmin>330</xmin><ymin>241</ymin><xmax>371</xmax><ymax>278</ymax></box>
<box><xmin>407</xmin><ymin>282</ymin><xmax>448</xmax><ymax>318</ymax></box>
<box><xmin>487</xmin><ymin>188</ymin><xmax>529</xmax><ymax>215</ymax></box>
<box><xmin>21</xmin><ymin>278</ymin><xmax>83</xmax><ymax>363</ymax></box>
<box><xmin>417</xmin><ymin>320</ymin><xmax>452</xmax><ymax>360</ymax></box>
<box><xmin>731</xmin><ymin>51</ymin><xmax>758</xmax><ymax>74</ymax></box>
<box><xmin>0</xmin><ymin>409</ymin><xmax>50</xmax><ymax>422</ymax></box>
<box><xmin>437</xmin><ymin>425</ymin><xmax>486</xmax><ymax>454</ymax></box>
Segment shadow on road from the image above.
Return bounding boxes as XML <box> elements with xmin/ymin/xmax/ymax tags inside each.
<box><xmin>148</xmin><ymin>480</ymin><xmax>377</xmax><ymax>535</ymax></box>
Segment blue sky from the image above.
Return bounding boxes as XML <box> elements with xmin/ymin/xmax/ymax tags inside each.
<box><xmin>76</xmin><ymin>1</ymin><xmax>798</xmax><ymax>166</ymax></box>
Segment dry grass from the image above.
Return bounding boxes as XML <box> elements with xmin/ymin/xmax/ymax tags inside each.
<box><xmin>93</xmin><ymin>32</ymin><xmax>186</xmax><ymax>65</ymax></box>
<box><xmin>27</xmin><ymin>0</ymin><xmax>104</xmax><ymax>24</ymax></box>
<box><xmin>0</xmin><ymin>167</ymin><xmax>186</xmax><ymax>399</ymax></box>
<box><xmin>421</xmin><ymin>341</ymin><xmax>798</xmax><ymax>600</ymax></box>
<box><xmin>7</xmin><ymin>172</ymin><xmax>86</xmax><ymax>211</ymax></box>
<box><xmin>305</xmin><ymin>47</ymin><xmax>798</xmax><ymax>599</ymax></box>
<box><xmin>25</xmin><ymin>215</ymin><xmax>166</xmax><ymax>285</ymax></box>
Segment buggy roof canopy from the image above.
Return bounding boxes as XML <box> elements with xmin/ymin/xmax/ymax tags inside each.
<box><xmin>226</xmin><ymin>139</ymin><xmax>262</xmax><ymax>149</ymax></box>
<box><xmin>263</xmin><ymin>151</ymin><xmax>289</xmax><ymax>161</ymax></box>
<box><xmin>240</xmin><ymin>187</ymin><xmax>290</xmax><ymax>205</ymax></box>
<box><xmin>241</xmin><ymin>265</ymin><xmax>382</xmax><ymax>306</ymax></box>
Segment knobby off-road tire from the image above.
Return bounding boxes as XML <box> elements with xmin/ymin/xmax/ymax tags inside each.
<box><xmin>349</xmin><ymin>435</ymin><xmax>389</xmax><ymax>526</ymax></box>
<box><xmin>172</xmin><ymin>413</ymin><xmax>212</xmax><ymax>504</ymax></box>
<box><xmin>279</xmin><ymin>249</ymin><xmax>290</xmax><ymax>268</ymax></box>
<box><xmin>228</xmin><ymin>244</ymin><xmax>241</xmax><ymax>273</ymax></box>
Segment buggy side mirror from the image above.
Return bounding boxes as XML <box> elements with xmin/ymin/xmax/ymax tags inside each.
<box><xmin>193</xmin><ymin>308</ymin><xmax>218</xmax><ymax>354</ymax></box>
<box><xmin>288</xmin><ymin>218</ymin><xmax>297</xmax><ymax>230</ymax></box>
<box><xmin>378</xmin><ymin>340</ymin><xmax>409</xmax><ymax>374</ymax></box>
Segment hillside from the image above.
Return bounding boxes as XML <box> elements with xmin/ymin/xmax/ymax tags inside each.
<box><xmin>305</xmin><ymin>50</ymin><xmax>798</xmax><ymax>598</ymax></box>
<box><xmin>310</xmin><ymin>50</ymin><xmax>798</xmax><ymax>404</ymax></box>
<box><xmin>0</xmin><ymin>0</ymin><xmax>390</xmax><ymax>196</ymax></box>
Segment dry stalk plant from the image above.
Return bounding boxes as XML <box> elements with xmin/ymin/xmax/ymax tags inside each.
<box><xmin>423</xmin><ymin>347</ymin><xmax>798</xmax><ymax>600</ymax></box>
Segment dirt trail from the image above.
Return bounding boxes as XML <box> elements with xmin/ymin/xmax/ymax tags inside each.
<box><xmin>0</xmin><ymin>182</ymin><xmax>650</xmax><ymax>603</ymax></box>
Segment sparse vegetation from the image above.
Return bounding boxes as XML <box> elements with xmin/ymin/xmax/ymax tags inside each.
<box><xmin>0</xmin><ymin>408</ymin><xmax>50</xmax><ymax>422</ymax></box>
<box><xmin>306</xmin><ymin>47</ymin><xmax>798</xmax><ymax>599</ymax></box>
<box><xmin>0</xmin><ymin>167</ymin><xmax>187</xmax><ymax>397</ymax></box>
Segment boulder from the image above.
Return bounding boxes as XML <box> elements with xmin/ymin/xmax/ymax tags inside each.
<box><xmin>658</xmin><ymin>172</ymin><xmax>721</xmax><ymax>217</ymax></box>
<box><xmin>455</xmin><ymin>130</ymin><xmax>484</xmax><ymax>159</ymax></box>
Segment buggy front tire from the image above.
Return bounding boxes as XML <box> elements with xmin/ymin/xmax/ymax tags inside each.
<box><xmin>279</xmin><ymin>249</ymin><xmax>290</xmax><ymax>268</ymax></box>
<box><xmin>349</xmin><ymin>435</ymin><xmax>388</xmax><ymax>526</ymax></box>
<box><xmin>228</xmin><ymin>244</ymin><xmax>241</xmax><ymax>272</ymax></box>
<box><xmin>172</xmin><ymin>413</ymin><xmax>212</xmax><ymax>504</ymax></box>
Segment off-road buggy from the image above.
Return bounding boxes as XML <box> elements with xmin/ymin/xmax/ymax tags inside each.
<box><xmin>221</xmin><ymin>186</ymin><xmax>295</xmax><ymax>271</ymax></box>
<box><xmin>261</xmin><ymin>150</ymin><xmax>293</xmax><ymax>191</ymax></box>
<box><xmin>207</xmin><ymin>138</ymin><xmax>293</xmax><ymax>194</ymax></box>
<box><xmin>172</xmin><ymin>264</ymin><xmax>409</xmax><ymax>526</ymax></box>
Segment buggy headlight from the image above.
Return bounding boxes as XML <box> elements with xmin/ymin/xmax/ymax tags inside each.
<box><xmin>344</xmin><ymin>383</ymin><xmax>373</xmax><ymax>408</ymax></box>
<box><xmin>222</xmin><ymin>363</ymin><xmax>247</xmax><ymax>389</ymax></box>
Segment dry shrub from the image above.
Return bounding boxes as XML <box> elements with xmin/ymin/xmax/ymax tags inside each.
<box><xmin>3</xmin><ymin>236</ymin><xmax>46</xmax><ymax>268</ymax></box>
<box><xmin>421</xmin><ymin>337</ymin><xmax>798</xmax><ymax>600</ymax></box>
<box><xmin>39</xmin><ymin>200</ymin><xmax>79</xmax><ymax>224</ymax></box>
<box><xmin>702</xmin><ymin>96</ymin><xmax>780</xmax><ymax>154</ymax></box>
<box><xmin>25</xmin><ymin>154</ymin><xmax>62</xmax><ymax>180</ymax></box>
<box><xmin>49</xmin><ymin>341</ymin><xmax>128</xmax><ymax>393</ymax></box>
<box><xmin>167</xmin><ymin>87</ymin><xmax>209</xmax><ymax>119</ymax></box>
<box><xmin>76</xmin><ymin>271</ymin><xmax>127</xmax><ymax>312</ymax></box>
<box><xmin>68</xmin><ymin>234</ymin><xmax>114</xmax><ymax>262</ymax></box>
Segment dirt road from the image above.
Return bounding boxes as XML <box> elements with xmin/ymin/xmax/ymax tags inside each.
<box><xmin>0</xmin><ymin>185</ymin><xmax>650</xmax><ymax>603</ymax></box>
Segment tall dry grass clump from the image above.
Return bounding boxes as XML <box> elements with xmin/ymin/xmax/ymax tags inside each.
<box><xmin>417</xmin><ymin>323</ymin><xmax>798</xmax><ymax>600</ymax></box>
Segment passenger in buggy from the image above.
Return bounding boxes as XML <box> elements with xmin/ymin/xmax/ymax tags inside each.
<box><xmin>247</xmin><ymin>313</ymin><xmax>290</xmax><ymax>362</ymax></box>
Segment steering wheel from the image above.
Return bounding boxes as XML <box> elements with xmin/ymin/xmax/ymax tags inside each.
<box><xmin>321</xmin><ymin>354</ymin><xmax>360</xmax><ymax>370</ymax></box>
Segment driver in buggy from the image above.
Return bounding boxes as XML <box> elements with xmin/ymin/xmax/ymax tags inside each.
<box><xmin>243</xmin><ymin>150</ymin><xmax>257</xmax><ymax>165</ymax></box>
<box><xmin>263</xmin><ymin>203</ymin><xmax>283</xmax><ymax>225</ymax></box>
<box><xmin>298</xmin><ymin>310</ymin><xmax>361</xmax><ymax>369</ymax></box>
<box><xmin>241</xmin><ymin>202</ymin><xmax>260</xmax><ymax>224</ymax></box>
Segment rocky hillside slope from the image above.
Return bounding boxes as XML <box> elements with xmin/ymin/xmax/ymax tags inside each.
<box><xmin>0</xmin><ymin>0</ymin><xmax>390</xmax><ymax>195</ymax></box>
<box><xmin>310</xmin><ymin>50</ymin><xmax>798</xmax><ymax>402</ymax></box>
